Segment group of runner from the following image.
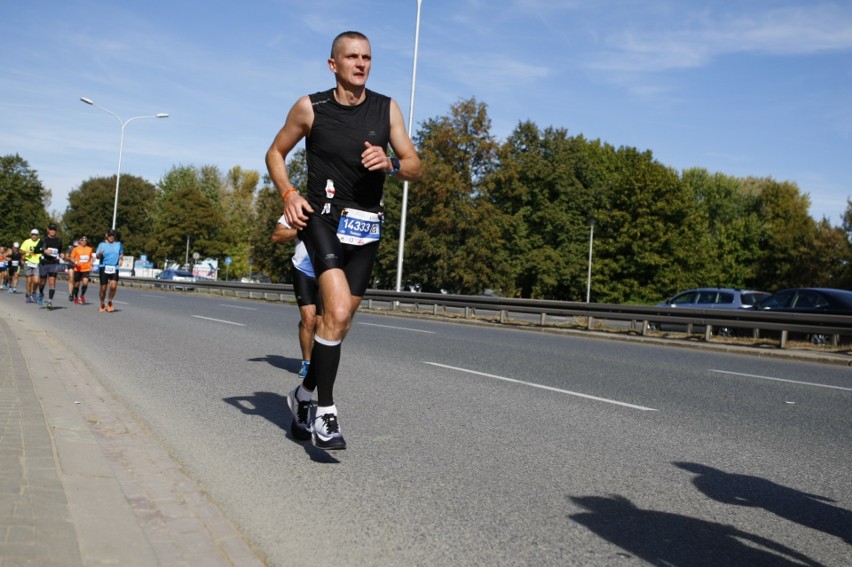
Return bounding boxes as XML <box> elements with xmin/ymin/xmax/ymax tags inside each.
<box><xmin>3</xmin><ymin>227</ymin><xmax>124</xmax><ymax>312</ymax></box>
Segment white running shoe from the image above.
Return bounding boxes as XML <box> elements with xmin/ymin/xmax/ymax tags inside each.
<box><xmin>313</xmin><ymin>412</ymin><xmax>347</xmax><ymax>450</ymax></box>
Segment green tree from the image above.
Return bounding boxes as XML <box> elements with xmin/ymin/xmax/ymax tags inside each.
<box><xmin>839</xmin><ymin>199</ymin><xmax>852</xmax><ymax>289</ymax></box>
<box><xmin>805</xmin><ymin>219</ymin><xmax>849</xmax><ymax>288</ymax></box>
<box><xmin>0</xmin><ymin>154</ymin><xmax>51</xmax><ymax>244</ymax></box>
<box><xmin>489</xmin><ymin>123</ymin><xmax>603</xmax><ymax>299</ymax></box>
<box><xmin>681</xmin><ymin>168</ymin><xmax>762</xmax><ymax>288</ymax></box>
<box><xmin>147</xmin><ymin>185</ymin><xmax>226</xmax><ymax>266</ymax></box>
<box><xmin>750</xmin><ymin>178</ymin><xmax>816</xmax><ymax>289</ymax></box>
<box><xmin>382</xmin><ymin>98</ymin><xmax>511</xmax><ymax>294</ymax></box>
<box><xmin>62</xmin><ymin>175</ymin><xmax>157</xmax><ymax>255</ymax></box>
<box><xmin>200</xmin><ymin>165</ymin><xmax>224</xmax><ymax>205</ymax></box>
<box><xmin>596</xmin><ymin>147</ymin><xmax>701</xmax><ymax>303</ymax></box>
<box><xmin>220</xmin><ymin>166</ymin><xmax>260</xmax><ymax>276</ymax></box>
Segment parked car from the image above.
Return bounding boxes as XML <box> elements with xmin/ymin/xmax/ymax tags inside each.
<box><xmin>154</xmin><ymin>269</ymin><xmax>196</xmax><ymax>291</ymax></box>
<box><xmin>754</xmin><ymin>288</ymin><xmax>852</xmax><ymax>345</ymax></box>
<box><xmin>658</xmin><ymin>288</ymin><xmax>770</xmax><ymax>310</ymax></box>
<box><xmin>755</xmin><ymin>288</ymin><xmax>852</xmax><ymax>315</ymax></box>
<box><xmin>650</xmin><ymin>287</ymin><xmax>770</xmax><ymax>335</ymax></box>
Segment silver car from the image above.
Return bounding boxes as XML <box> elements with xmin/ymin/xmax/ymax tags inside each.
<box><xmin>651</xmin><ymin>287</ymin><xmax>770</xmax><ymax>335</ymax></box>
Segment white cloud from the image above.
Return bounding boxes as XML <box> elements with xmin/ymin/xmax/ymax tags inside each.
<box><xmin>588</xmin><ymin>3</ymin><xmax>852</xmax><ymax>73</ymax></box>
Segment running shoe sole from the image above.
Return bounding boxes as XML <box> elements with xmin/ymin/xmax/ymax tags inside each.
<box><xmin>313</xmin><ymin>432</ymin><xmax>347</xmax><ymax>450</ymax></box>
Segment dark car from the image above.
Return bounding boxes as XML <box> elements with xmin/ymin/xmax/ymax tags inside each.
<box><xmin>754</xmin><ymin>288</ymin><xmax>852</xmax><ymax>345</ymax></box>
<box><xmin>650</xmin><ymin>287</ymin><xmax>770</xmax><ymax>335</ymax></box>
<box><xmin>755</xmin><ymin>288</ymin><xmax>852</xmax><ymax>315</ymax></box>
<box><xmin>154</xmin><ymin>269</ymin><xmax>196</xmax><ymax>291</ymax></box>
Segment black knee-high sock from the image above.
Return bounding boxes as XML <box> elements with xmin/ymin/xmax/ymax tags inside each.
<box><xmin>304</xmin><ymin>338</ymin><xmax>341</xmax><ymax>407</ymax></box>
<box><xmin>48</xmin><ymin>288</ymin><xmax>55</xmax><ymax>300</ymax></box>
<box><xmin>81</xmin><ymin>284</ymin><xmax>88</xmax><ymax>296</ymax></box>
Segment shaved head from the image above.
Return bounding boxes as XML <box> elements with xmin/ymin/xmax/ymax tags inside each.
<box><xmin>331</xmin><ymin>31</ymin><xmax>369</xmax><ymax>58</ymax></box>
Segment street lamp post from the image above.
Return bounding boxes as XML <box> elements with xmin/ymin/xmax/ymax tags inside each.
<box><xmin>394</xmin><ymin>0</ymin><xmax>423</xmax><ymax>292</ymax></box>
<box><xmin>586</xmin><ymin>218</ymin><xmax>596</xmax><ymax>303</ymax></box>
<box><xmin>185</xmin><ymin>234</ymin><xmax>191</xmax><ymax>268</ymax></box>
<box><xmin>80</xmin><ymin>97</ymin><xmax>168</xmax><ymax>231</ymax></box>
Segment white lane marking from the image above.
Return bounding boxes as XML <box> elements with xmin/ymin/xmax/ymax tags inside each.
<box><xmin>709</xmin><ymin>369</ymin><xmax>852</xmax><ymax>392</ymax></box>
<box><xmin>191</xmin><ymin>315</ymin><xmax>245</xmax><ymax>327</ymax></box>
<box><xmin>358</xmin><ymin>322</ymin><xmax>435</xmax><ymax>334</ymax></box>
<box><xmin>219</xmin><ymin>304</ymin><xmax>257</xmax><ymax>310</ymax></box>
<box><xmin>141</xmin><ymin>294</ymin><xmax>165</xmax><ymax>299</ymax></box>
<box><xmin>423</xmin><ymin>362</ymin><xmax>658</xmax><ymax>411</ymax></box>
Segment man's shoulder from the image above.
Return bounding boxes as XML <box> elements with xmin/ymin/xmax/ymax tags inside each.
<box><xmin>308</xmin><ymin>89</ymin><xmax>335</xmax><ymax>106</ymax></box>
<box><xmin>365</xmin><ymin>88</ymin><xmax>390</xmax><ymax>102</ymax></box>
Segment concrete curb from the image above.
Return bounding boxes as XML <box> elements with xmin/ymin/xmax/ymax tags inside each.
<box><xmin>1</xmin><ymin>303</ymin><xmax>266</xmax><ymax>566</ymax></box>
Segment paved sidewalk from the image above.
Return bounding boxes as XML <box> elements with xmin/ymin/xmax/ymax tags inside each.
<box><xmin>0</xmin><ymin>310</ymin><xmax>266</xmax><ymax>566</ymax></box>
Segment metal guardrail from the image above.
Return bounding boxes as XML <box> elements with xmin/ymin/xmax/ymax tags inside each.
<box><xmin>124</xmin><ymin>277</ymin><xmax>852</xmax><ymax>349</ymax></box>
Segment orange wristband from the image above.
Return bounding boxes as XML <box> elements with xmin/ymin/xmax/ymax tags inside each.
<box><xmin>282</xmin><ymin>188</ymin><xmax>298</xmax><ymax>201</ymax></box>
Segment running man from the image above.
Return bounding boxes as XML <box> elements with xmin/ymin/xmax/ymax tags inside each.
<box><xmin>95</xmin><ymin>229</ymin><xmax>124</xmax><ymax>312</ymax></box>
<box><xmin>266</xmin><ymin>31</ymin><xmax>421</xmax><ymax>449</ymax></box>
<box><xmin>6</xmin><ymin>242</ymin><xmax>22</xmax><ymax>293</ymax></box>
<box><xmin>271</xmin><ymin>215</ymin><xmax>320</xmax><ymax>379</ymax></box>
<box><xmin>34</xmin><ymin>223</ymin><xmax>64</xmax><ymax>309</ymax></box>
<box><xmin>70</xmin><ymin>236</ymin><xmax>94</xmax><ymax>304</ymax></box>
<box><xmin>20</xmin><ymin>229</ymin><xmax>42</xmax><ymax>304</ymax></box>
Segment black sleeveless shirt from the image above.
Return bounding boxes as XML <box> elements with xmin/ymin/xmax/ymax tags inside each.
<box><xmin>306</xmin><ymin>88</ymin><xmax>391</xmax><ymax>213</ymax></box>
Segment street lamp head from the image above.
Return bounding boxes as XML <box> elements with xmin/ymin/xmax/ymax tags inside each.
<box><xmin>156</xmin><ymin>113</ymin><xmax>169</xmax><ymax>118</ymax></box>
<box><xmin>80</xmin><ymin>97</ymin><xmax>94</xmax><ymax>105</ymax></box>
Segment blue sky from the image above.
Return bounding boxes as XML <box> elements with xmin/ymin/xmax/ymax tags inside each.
<box><xmin>2</xmin><ymin>0</ymin><xmax>851</xmax><ymax>225</ymax></box>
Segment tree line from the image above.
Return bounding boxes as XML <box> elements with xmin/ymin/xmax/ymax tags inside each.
<box><xmin>2</xmin><ymin>97</ymin><xmax>850</xmax><ymax>303</ymax></box>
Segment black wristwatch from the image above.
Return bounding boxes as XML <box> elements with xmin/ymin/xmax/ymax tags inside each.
<box><xmin>386</xmin><ymin>157</ymin><xmax>400</xmax><ymax>176</ymax></box>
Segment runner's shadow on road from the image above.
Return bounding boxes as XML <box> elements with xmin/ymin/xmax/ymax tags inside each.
<box><xmin>246</xmin><ymin>354</ymin><xmax>299</xmax><ymax>374</ymax></box>
<box><xmin>675</xmin><ymin>461</ymin><xmax>851</xmax><ymax>544</ymax></box>
<box><xmin>222</xmin><ymin>391</ymin><xmax>338</xmax><ymax>464</ymax></box>
<box><xmin>568</xmin><ymin>494</ymin><xmax>821</xmax><ymax>566</ymax></box>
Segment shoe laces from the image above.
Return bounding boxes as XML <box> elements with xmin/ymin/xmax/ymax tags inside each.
<box><xmin>318</xmin><ymin>413</ymin><xmax>340</xmax><ymax>434</ymax></box>
<box><xmin>295</xmin><ymin>399</ymin><xmax>311</xmax><ymax>424</ymax></box>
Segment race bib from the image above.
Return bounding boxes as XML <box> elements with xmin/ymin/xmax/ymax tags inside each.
<box><xmin>336</xmin><ymin>208</ymin><xmax>382</xmax><ymax>246</ymax></box>
<box><xmin>26</xmin><ymin>262</ymin><xmax>39</xmax><ymax>268</ymax></box>
<box><xmin>46</xmin><ymin>248</ymin><xmax>58</xmax><ymax>256</ymax></box>
<box><xmin>80</xmin><ymin>255</ymin><xmax>90</xmax><ymax>262</ymax></box>
<box><xmin>0</xmin><ymin>262</ymin><xmax>6</xmax><ymax>268</ymax></box>
<box><xmin>11</xmin><ymin>261</ymin><xmax>19</xmax><ymax>267</ymax></box>
<box><xmin>103</xmin><ymin>265</ymin><xmax>116</xmax><ymax>274</ymax></box>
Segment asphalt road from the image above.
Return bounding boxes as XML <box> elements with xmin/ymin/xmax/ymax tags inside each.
<box><xmin>6</xmin><ymin>287</ymin><xmax>851</xmax><ymax>565</ymax></box>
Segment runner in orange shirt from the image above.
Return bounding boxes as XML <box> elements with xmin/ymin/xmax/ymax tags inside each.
<box><xmin>70</xmin><ymin>236</ymin><xmax>94</xmax><ymax>304</ymax></box>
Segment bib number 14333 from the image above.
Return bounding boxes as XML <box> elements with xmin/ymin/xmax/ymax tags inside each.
<box><xmin>336</xmin><ymin>209</ymin><xmax>382</xmax><ymax>246</ymax></box>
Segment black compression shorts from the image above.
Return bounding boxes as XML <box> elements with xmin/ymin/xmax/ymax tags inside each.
<box><xmin>293</xmin><ymin>266</ymin><xmax>321</xmax><ymax>310</ymax></box>
<box><xmin>300</xmin><ymin>207</ymin><xmax>379</xmax><ymax>297</ymax></box>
